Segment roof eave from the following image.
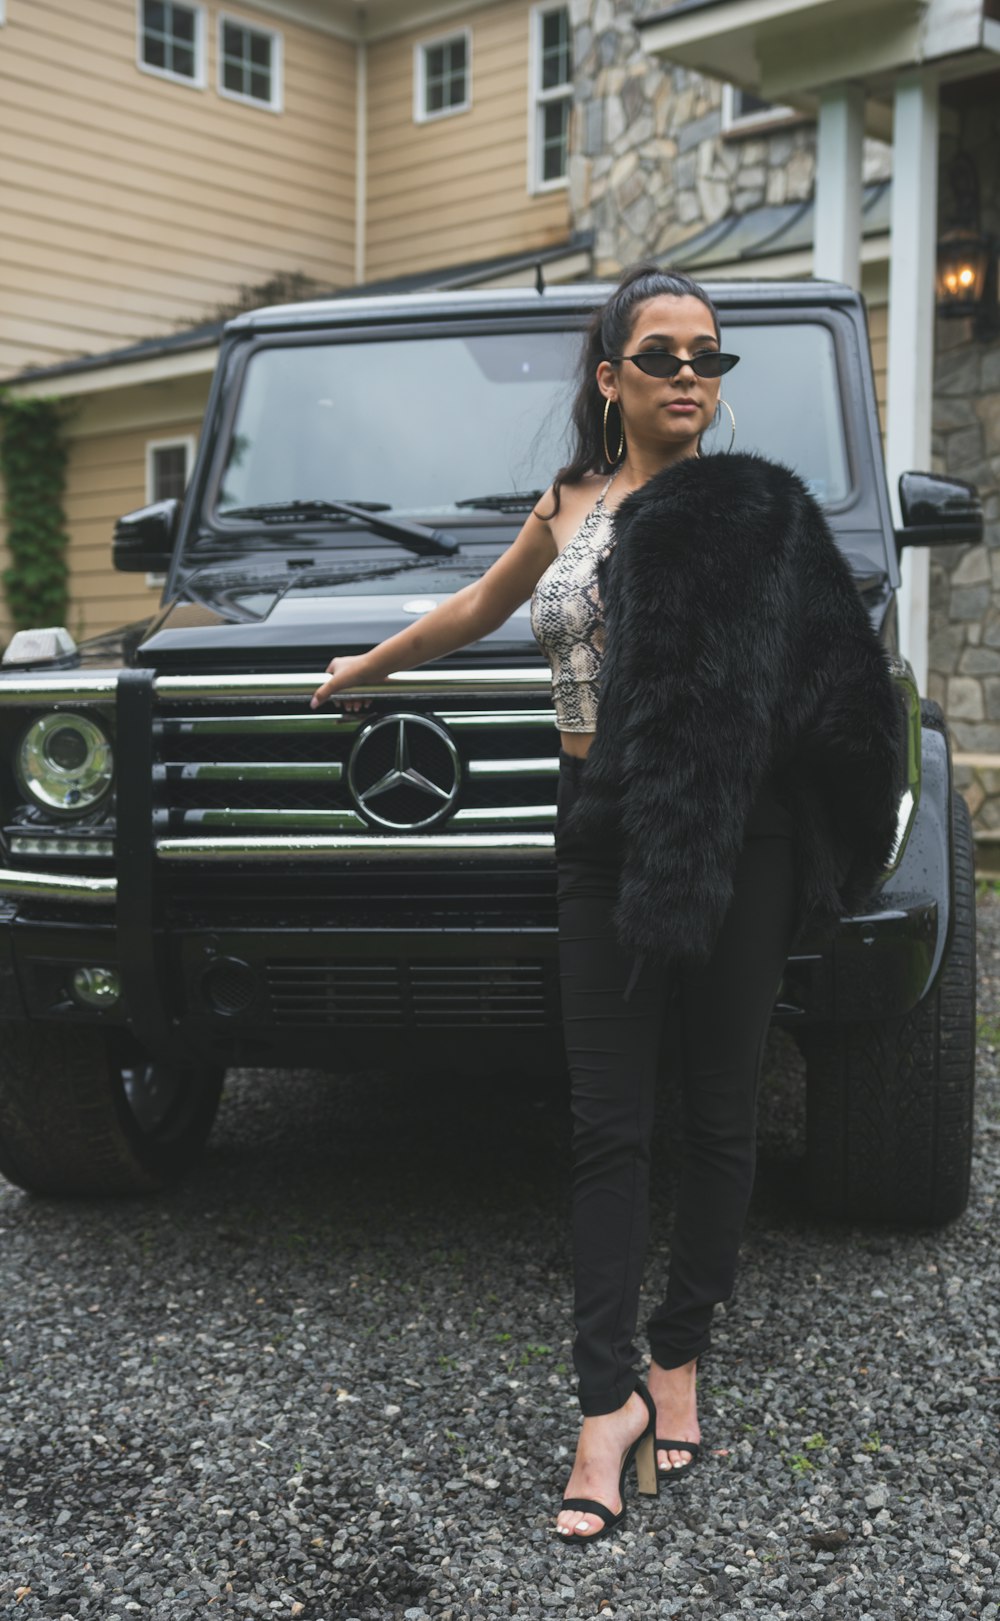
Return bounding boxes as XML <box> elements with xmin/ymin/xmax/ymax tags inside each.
<box><xmin>635</xmin><ymin>0</ymin><xmax>997</xmax><ymax>108</ymax></box>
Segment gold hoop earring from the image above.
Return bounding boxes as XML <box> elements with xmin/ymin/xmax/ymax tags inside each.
<box><xmin>718</xmin><ymin>396</ymin><xmax>736</xmax><ymax>453</ymax></box>
<box><xmin>603</xmin><ymin>396</ymin><xmax>625</xmax><ymax>466</ymax></box>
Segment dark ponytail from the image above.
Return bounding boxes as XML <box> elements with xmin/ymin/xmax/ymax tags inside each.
<box><xmin>537</xmin><ymin>263</ymin><xmax>721</xmax><ymax>521</ymax></box>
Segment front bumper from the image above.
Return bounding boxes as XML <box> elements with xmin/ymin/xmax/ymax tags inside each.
<box><xmin>0</xmin><ymin>668</ymin><xmax>953</xmax><ymax>1062</ymax></box>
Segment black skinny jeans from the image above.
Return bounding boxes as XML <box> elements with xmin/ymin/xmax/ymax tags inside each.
<box><xmin>555</xmin><ymin>747</ymin><xmax>799</xmax><ymax>1417</ymax></box>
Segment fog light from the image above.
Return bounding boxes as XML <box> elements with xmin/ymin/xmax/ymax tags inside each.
<box><xmin>200</xmin><ymin>956</ymin><xmax>256</xmax><ymax>1015</ymax></box>
<box><xmin>71</xmin><ymin>966</ymin><xmax>121</xmax><ymax>1008</ymax></box>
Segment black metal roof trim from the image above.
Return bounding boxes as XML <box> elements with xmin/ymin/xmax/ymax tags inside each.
<box><xmin>9</xmin><ymin>319</ymin><xmax>228</xmax><ymax>385</ymax></box>
<box><xmin>322</xmin><ymin>229</ymin><xmax>595</xmax><ymax>301</ymax></box>
<box><xmin>664</xmin><ymin>180</ymin><xmax>891</xmax><ymax>270</ymax></box>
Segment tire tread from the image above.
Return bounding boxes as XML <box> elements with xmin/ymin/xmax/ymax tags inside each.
<box><xmin>803</xmin><ymin>788</ymin><xmax>976</xmax><ymax>1225</ymax></box>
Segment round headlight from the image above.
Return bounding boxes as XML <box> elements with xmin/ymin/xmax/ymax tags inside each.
<box><xmin>72</xmin><ymin>966</ymin><xmax>121</xmax><ymax>1008</ymax></box>
<box><xmin>16</xmin><ymin>712</ymin><xmax>114</xmax><ymax>814</ymax></box>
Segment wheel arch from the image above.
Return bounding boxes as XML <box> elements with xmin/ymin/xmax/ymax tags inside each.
<box><xmin>876</xmin><ymin>698</ymin><xmax>957</xmax><ymax>1011</ymax></box>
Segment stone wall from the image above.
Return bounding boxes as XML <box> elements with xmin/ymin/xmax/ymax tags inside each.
<box><xmin>568</xmin><ymin>0</ymin><xmax>890</xmax><ymax>275</ymax></box>
<box><xmin>929</xmin><ymin>81</ymin><xmax>1000</xmax><ymax>847</ymax></box>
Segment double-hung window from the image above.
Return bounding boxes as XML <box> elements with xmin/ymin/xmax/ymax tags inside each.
<box><xmin>137</xmin><ymin>0</ymin><xmax>206</xmax><ymax>88</ymax></box>
<box><xmin>530</xmin><ymin>3</ymin><xmax>572</xmax><ymax>191</ymax></box>
<box><xmin>148</xmin><ymin>439</ymin><xmax>193</xmax><ymax>505</ymax></box>
<box><xmin>218</xmin><ymin>14</ymin><xmax>282</xmax><ymax>111</ymax></box>
<box><xmin>414</xmin><ymin>29</ymin><xmax>471</xmax><ymax>122</ymax></box>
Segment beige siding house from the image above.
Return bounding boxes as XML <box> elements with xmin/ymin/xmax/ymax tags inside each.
<box><xmin>365</xmin><ymin>0</ymin><xmax>570</xmax><ymax>280</ymax></box>
<box><xmin>0</xmin><ymin>0</ymin><xmax>357</xmax><ymax>379</ymax></box>
<box><xmin>55</xmin><ymin>372</ymin><xmax>210</xmax><ymax>642</ymax></box>
<box><xmin>0</xmin><ymin>0</ymin><xmax>580</xmax><ymax>644</ymax></box>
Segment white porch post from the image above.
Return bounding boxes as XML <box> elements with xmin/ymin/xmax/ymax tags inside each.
<box><xmin>887</xmin><ymin>70</ymin><xmax>939</xmax><ymax>696</ymax></box>
<box><xmin>814</xmin><ymin>82</ymin><xmax>864</xmax><ymax>287</ymax></box>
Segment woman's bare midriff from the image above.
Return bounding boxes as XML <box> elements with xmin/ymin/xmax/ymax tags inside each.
<box><xmin>559</xmin><ymin>732</ymin><xmax>594</xmax><ymax>759</ymax></box>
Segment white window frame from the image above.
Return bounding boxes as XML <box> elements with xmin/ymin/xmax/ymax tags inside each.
<box><xmin>413</xmin><ymin>26</ymin><xmax>472</xmax><ymax>125</ymax></box>
<box><xmin>136</xmin><ymin>0</ymin><xmax>207</xmax><ymax>92</ymax></box>
<box><xmin>145</xmin><ymin>435</ymin><xmax>195</xmax><ymax>587</ymax></box>
<box><xmin>217</xmin><ymin>11</ymin><xmax>283</xmax><ymax>114</ymax></box>
<box><xmin>721</xmin><ymin>83</ymin><xmax>802</xmax><ymax>135</ymax></box>
<box><xmin>528</xmin><ymin>1</ymin><xmax>572</xmax><ymax>195</ymax></box>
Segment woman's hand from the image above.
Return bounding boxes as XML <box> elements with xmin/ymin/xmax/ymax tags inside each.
<box><xmin>310</xmin><ymin>655</ymin><xmax>377</xmax><ymax>712</ymax></box>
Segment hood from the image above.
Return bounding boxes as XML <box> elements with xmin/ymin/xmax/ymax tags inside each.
<box><xmin>133</xmin><ymin>554</ymin><xmax>540</xmax><ymax>668</ymax></box>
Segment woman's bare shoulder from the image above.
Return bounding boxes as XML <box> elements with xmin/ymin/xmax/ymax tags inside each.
<box><xmin>533</xmin><ymin>472</ymin><xmax>607</xmax><ymax>547</ymax></box>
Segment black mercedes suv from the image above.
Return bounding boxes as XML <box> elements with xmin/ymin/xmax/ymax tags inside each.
<box><xmin>0</xmin><ymin>281</ymin><xmax>980</xmax><ymax>1223</ymax></box>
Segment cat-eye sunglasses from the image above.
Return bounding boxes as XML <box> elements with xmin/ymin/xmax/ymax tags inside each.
<box><xmin>613</xmin><ymin>349</ymin><xmax>741</xmax><ymax>379</ymax></box>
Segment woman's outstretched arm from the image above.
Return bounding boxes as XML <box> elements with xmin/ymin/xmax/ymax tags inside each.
<box><xmin>309</xmin><ymin>490</ymin><xmax>559</xmax><ymax>709</ymax></box>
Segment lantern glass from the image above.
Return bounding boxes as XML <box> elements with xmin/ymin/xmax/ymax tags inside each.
<box><xmin>936</xmin><ymin>229</ymin><xmax>991</xmax><ymax>315</ymax></box>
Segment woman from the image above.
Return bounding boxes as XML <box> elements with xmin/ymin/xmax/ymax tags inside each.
<box><xmin>311</xmin><ymin>265</ymin><xmax>904</xmax><ymax>1544</ymax></box>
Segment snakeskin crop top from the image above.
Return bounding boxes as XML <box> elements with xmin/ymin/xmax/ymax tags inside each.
<box><xmin>529</xmin><ymin>469</ymin><xmax>620</xmax><ymax>733</ymax></box>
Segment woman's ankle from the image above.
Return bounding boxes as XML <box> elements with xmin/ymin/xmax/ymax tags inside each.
<box><xmin>577</xmin><ymin>1386</ymin><xmax>648</xmax><ymax>1433</ymax></box>
<box><xmin>578</xmin><ymin>1377</ymin><xmax>645</xmax><ymax>1420</ymax></box>
<box><xmin>649</xmin><ymin>1354</ymin><xmax>697</xmax><ymax>1377</ymax></box>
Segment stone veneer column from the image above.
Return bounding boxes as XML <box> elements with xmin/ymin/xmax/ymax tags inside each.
<box><xmin>928</xmin><ymin>86</ymin><xmax>1000</xmax><ymax>864</ymax></box>
<box><xmin>567</xmin><ymin>0</ymin><xmax>889</xmax><ymax>276</ymax></box>
<box><xmin>568</xmin><ymin>0</ymin><xmax>822</xmax><ymax>275</ymax></box>
<box><xmin>930</xmin><ymin>319</ymin><xmax>1000</xmax><ymax>852</ymax></box>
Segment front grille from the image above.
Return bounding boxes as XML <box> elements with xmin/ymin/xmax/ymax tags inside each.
<box><xmin>152</xmin><ymin>677</ymin><xmax>560</xmax><ymax>856</ymax></box>
<box><xmin>266</xmin><ymin>957</ymin><xmax>552</xmax><ymax>1027</ymax></box>
<box><xmin>0</xmin><ymin>670</ymin><xmax>562</xmax><ymax>904</ymax></box>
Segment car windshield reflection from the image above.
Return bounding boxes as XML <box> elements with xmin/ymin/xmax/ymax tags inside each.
<box><xmin>206</xmin><ymin>323</ymin><xmax>851</xmax><ymax>537</ymax></box>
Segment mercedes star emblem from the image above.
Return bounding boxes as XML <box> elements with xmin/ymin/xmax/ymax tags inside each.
<box><xmin>347</xmin><ymin>713</ymin><xmax>461</xmax><ymax>830</ymax></box>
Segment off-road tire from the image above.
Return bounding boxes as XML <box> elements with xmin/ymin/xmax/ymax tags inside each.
<box><xmin>0</xmin><ymin>1023</ymin><xmax>224</xmax><ymax>1196</ymax></box>
<box><xmin>801</xmin><ymin>787</ymin><xmax>976</xmax><ymax>1226</ymax></box>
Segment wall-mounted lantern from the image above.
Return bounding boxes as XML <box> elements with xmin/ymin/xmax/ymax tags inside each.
<box><xmin>936</xmin><ymin>151</ymin><xmax>998</xmax><ymax>335</ymax></box>
<box><xmin>936</xmin><ymin>228</ymin><xmax>993</xmax><ymax>312</ymax></box>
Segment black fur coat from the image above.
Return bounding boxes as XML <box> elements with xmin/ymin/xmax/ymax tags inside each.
<box><xmin>558</xmin><ymin>450</ymin><xmax>906</xmax><ymax>975</ymax></box>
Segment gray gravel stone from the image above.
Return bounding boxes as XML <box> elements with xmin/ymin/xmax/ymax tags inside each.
<box><xmin>2</xmin><ymin>894</ymin><xmax>1000</xmax><ymax>1618</ymax></box>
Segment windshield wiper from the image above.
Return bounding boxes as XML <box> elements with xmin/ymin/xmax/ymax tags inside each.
<box><xmin>455</xmin><ymin>490</ymin><xmax>544</xmax><ymax>511</ymax></box>
<box><xmin>219</xmin><ymin>499</ymin><xmax>459</xmax><ymax>556</ymax></box>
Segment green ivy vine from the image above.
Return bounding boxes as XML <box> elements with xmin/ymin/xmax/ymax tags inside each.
<box><xmin>0</xmin><ymin>391</ymin><xmax>75</xmax><ymax>633</ymax></box>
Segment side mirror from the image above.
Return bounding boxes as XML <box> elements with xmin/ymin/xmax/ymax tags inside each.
<box><xmin>896</xmin><ymin>471</ymin><xmax>983</xmax><ymax>548</ymax></box>
<box><xmin>113</xmin><ymin>498</ymin><xmax>179</xmax><ymax>572</ymax></box>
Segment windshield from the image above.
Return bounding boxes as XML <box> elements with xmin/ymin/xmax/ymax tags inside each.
<box><xmin>215</xmin><ymin>332</ymin><xmax>576</xmax><ymax>521</ymax></box>
<box><xmin>210</xmin><ymin>321</ymin><xmax>851</xmax><ymax>524</ymax></box>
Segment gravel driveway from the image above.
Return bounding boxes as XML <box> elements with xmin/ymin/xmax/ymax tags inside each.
<box><xmin>2</xmin><ymin>891</ymin><xmax>998</xmax><ymax>1621</ymax></box>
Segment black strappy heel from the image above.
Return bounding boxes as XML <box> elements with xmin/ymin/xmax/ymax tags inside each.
<box><xmin>554</xmin><ymin>1378</ymin><xmax>659</xmax><ymax>1546</ymax></box>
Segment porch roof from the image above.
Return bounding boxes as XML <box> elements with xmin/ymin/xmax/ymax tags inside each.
<box><xmin>666</xmin><ymin>179</ymin><xmax>890</xmax><ymax>271</ymax></box>
<box><xmin>636</xmin><ymin>0</ymin><xmax>1000</xmax><ymax>111</ymax></box>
